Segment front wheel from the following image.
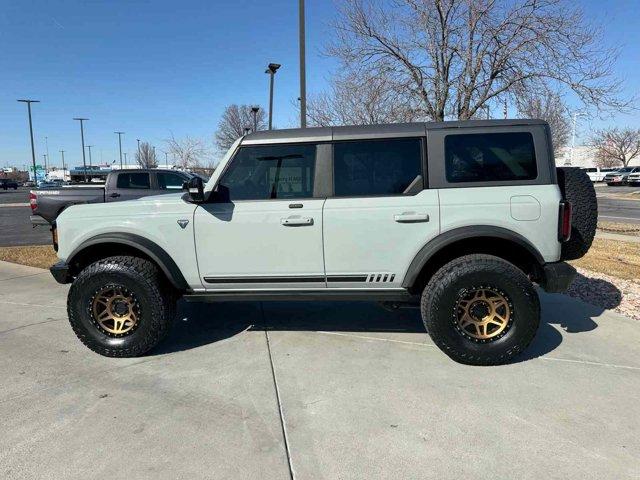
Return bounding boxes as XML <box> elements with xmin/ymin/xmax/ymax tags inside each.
<box><xmin>421</xmin><ymin>254</ymin><xmax>540</xmax><ymax>366</ymax></box>
<box><xmin>67</xmin><ymin>256</ymin><xmax>176</xmax><ymax>357</ymax></box>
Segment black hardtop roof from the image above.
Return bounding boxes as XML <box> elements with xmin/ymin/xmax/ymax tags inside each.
<box><xmin>242</xmin><ymin>119</ymin><xmax>548</xmax><ymax>145</ymax></box>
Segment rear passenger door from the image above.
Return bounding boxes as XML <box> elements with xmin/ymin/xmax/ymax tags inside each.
<box><xmin>108</xmin><ymin>172</ymin><xmax>152</xmax><ymax>201</ymax></box>
<box><xmin>323</xmin><ymin>137</ymin><xmax>440</xmax><ymax>289</ymax></box>
<box><xmin>428</xmin><ymin>126</ymin><xmax>561</xmax><ymax>262</ymax></box>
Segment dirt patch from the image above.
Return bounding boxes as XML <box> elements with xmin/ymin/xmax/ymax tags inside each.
<box><xmin>570</xmin><ymin>237</ymin><xmax>640</xmax><ymax>281</ymax></box>
<box><xmin>597</xmin><ymin>221</ymin><xmax>640</xmax><ymax>237</ymax></box>
<box><xmin>0</xmin><ymin>245</ymin><xmax>57</xmax><ymax>269</ymax></box>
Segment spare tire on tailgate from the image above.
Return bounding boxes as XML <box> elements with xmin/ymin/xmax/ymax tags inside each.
<box><xmin>556</xmin><ymin>167</ymin><xmax>598</xmax><ymax>260</ymax></box>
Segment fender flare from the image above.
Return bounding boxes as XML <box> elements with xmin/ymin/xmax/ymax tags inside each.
<box><xmin>401</xmin><ymin>225</ymin><xmax>546</xmax><ymax>288</ymax></box>
<box><xmin>67</xmin><ymin>232</ymin><xmax>189</xmax><ymax>290</ymax></box>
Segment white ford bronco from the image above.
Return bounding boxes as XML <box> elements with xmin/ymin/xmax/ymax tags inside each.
<box><xmin>50</xmin><ymin>120</ymin><xmax>597</xmax><ymax>365</ymax></box>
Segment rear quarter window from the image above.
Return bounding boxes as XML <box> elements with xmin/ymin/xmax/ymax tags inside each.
<box><xmin>116</xmin><ymin>172</ymin><xmax>150</xmax><ymax>189</ymax></box>
<box><xmin>445</xmin><ymin>132</ymin><xmax>537</xmax><ymax>183</ymax></box>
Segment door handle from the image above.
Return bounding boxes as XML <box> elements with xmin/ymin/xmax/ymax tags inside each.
<box><xmin>109</xmin><ymin>192</ymin><xmax>121</xmax><ymax>198</ymax></box>
<box><xmin>281</xmin><ymin>216</ymin><xmax>314</xmax><ymax>226</ymax></box>
<box><xmin>394</xmin><ymin>212</ymin><xmax>429</xmax><ymax>223</ymax></box>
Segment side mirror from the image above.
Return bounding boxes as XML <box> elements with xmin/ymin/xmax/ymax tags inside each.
<box><xmin>185</xmin><ymin>176</ymin><xmax>205</xmax><ymax>202</ymax></box>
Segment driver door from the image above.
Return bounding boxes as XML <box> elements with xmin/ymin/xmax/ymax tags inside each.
<box><xmin>194</xmin><ymin>143</ymin><xmax>326</xmax><ymax>290</ymax></box>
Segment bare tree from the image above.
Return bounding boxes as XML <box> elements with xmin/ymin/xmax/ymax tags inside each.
<box><xmin>307</xmin><ymin>71</ymin><xmax>419</xmax><ymax>126</ymax></box>
<box><xmin>165</xmin><ymin>134</ymin><xmax>211</xmax><ymax>169</ymax></box>
<box><xmin>135</xmin><ymin>142</ymin><xmax>157</xmax><ymax>168</ymax></box>
<box><xmin>591</xmin><ymin>128</ymin><xmax>640</xmax><ymax>168</ymax></box>
<box><xmin>215</xmin><ymin>104</ymin><xmax>267</xmax><ymax>151</ymax></box>
<box><xmin>326</xmin><ymin>0</ymin><xmax>629</xmax><ymax>122</ymax></box>
<box><xmin>516</xmin><ymin>90</ymin><xmax>571</xmax><ymax>153</ymax></box>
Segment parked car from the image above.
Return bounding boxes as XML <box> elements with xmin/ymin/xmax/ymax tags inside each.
<box><xmin>581</xmin><ymin>167</ymin><xmax>613</xmax><ymax>182</ymax></box>
<box><xmin>49</xmin><ymin>120</ymin><xmax>597</xmax><ymax>365</ymax></box>
<box><xmin>0</xmin><ymin>179</ymin><xmax>19</xmax><ymax>190</ymax></box>
<box><xmin>627</xmin><ymin>171</ymin><xmax>640</xmax><ymax>186</ymax></box>
<box><xmin>29</xmin><ymin>169</ymin><xmax>193</xmax><ymax>225</ymax></box>
<box><xmin>603</xmin><ymin>167</ymin><xmax>640</xmax><ymax>186</ymax></box>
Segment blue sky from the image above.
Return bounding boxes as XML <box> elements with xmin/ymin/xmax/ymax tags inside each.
<box><xmin>1</xmin><ymin>0</ymin><xmax>638</xmax><ymax>169</ymax></box>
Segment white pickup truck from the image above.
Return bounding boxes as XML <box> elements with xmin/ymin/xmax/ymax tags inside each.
<box><xmin>50</xmin><ymin>120</ymin><xmax>597</xmax><ymax>365</ymax></box>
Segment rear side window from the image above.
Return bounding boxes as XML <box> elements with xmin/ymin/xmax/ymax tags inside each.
<box><xmin>333</xmin><ymin>139</ymin><xmax>422</xmax><ymax>196</ymax></box>
<box><xmin>116</xmin><ymin>173</ymin><xmax>150</xmax><ymax>189</ymax></box>
<box><xmin>219</xmin><ymin>144</ymin><xmax>316</xmax><ymax>200</ymax></box>
<box><xmin>445</xmin><ymin>132</ymin><xmax>537</xmax><ymax>183</ymax></box>
<box><xmin>157</xmin><ymin>172</ymin><xmax>186</xmax><ymax>190</ymax></box>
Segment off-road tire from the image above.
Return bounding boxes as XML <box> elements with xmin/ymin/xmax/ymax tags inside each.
<box><xmin>68</xmin><ymin>255</ymin><xmax>176</xmax><ymax>357</ymax></box>
<box><xmin>421</xmin><ymin>254</ymin><xmax>540</xmax><ymax>366</ymax></box>
<box><xmin>557</xmin><ymin>167</ymin><xmax>597</xmax><ymax>260</ymax></box>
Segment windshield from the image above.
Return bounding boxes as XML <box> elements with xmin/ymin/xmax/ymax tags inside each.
<box><xmin>618</xmin><ymin>167</ymin><xmax>634</xmax><ymax>172</ymax></box>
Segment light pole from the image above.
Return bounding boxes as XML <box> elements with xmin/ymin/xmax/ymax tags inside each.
<box><xmin>569</xmin><ymin>112</ymin><xmax>586</xmax><ymax>166</ymax></box>
<box><xmin>136</xmin><ymin>139</ymin><xmax>141</xmax><ymax>164</ymax></box>
<box><xmin>299</xmin><ymin>0</ymin><xmax>307</xmax><ymax>128</ymax></box>
<box><xmin>86</xmin><ymin>145</ymin><xmax>93</xmax><ymax>173</ymax></box>
<box><xmin>42</xmin><ymin>154</ymin><xmax>47</xmax><ymax>179</ymax></box>
<box><xmin>265</xmin><ymin>63</ymin><xmax>281</xmax><ymax>130</ymax></box>
<box><xmin>60</xmin><ymin>150</ymin><xmax>66</xmax><ymax>181</ymax></box>
<box><xmin>115</xmin><ymin>131</ymin><xmax>125</xmax><ymax>169</ymax></box>
<box><xmin>251</xmin><ymin>106</ymin><xmax>260</xmax><ymax>132</ymax></box>
<box><xmin>123</xmin><ymin>152</ymin><xmax>128</xmax><ymax>166</ymax></box>
<box><xmin>165</xmin><ymin>152</ymin><xmax>169</xmax><ymax>168</ymax></box>
<box><xmin>73</xmin><ymin>118</ymin><xmax>89</xmax><ymax>182</ymax></box>
<box><xmin>45</xmin><ymin>135</ymin><xmax>50</xmax><ymax>173</ymax></box>
<box><xmin>17</xmin><ymin>99</ymin><xmax>40</xmax><ymax>182</ymax></box>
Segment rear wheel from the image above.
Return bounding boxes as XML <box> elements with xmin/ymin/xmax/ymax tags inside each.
<box><xmin>68</xmin><ymin>256</ymin><xmax>176</xmax><ymax>357</ymax></box>
<box><xmin>421</xmin><ymin>254</ymin><xmax>540</xmax><ymax>366</ymax></box>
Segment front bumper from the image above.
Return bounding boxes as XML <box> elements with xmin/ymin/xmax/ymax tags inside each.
<box><xmin>50</xmin><ymin>261</ymin><xmax>72</xmax><ymax>284</ymax></box>
<box><xmin>540</xmin><ymin>261</ymin><xmax>576</xmax><ymax>293</ymax></box>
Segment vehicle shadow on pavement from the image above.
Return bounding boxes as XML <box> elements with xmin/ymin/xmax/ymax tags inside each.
<box><xmin>515</xmin><ymin>288</ymin><xmax>604</xmax><ymax>362</ymax></box>
<box><xmin>152</xmin><ymin>290</ymin><xmax>609</xmax><ymax>363</ymax></box>
<box><xmin>151</xmin><ymin>300</ymin><xmax>425</xmax><ymax>355</ymax></box>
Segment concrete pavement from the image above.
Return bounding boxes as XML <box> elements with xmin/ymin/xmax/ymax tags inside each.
<box><xmin>0</xmin><ymin>260</ymin><xmax>639</xmax><ymax>479</ymax></box>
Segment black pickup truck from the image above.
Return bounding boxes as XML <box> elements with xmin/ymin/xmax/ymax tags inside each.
<box><xmin>30</xmin><ymin>169</ymin><xmax>192</xmax><ymax>225</ymax></box>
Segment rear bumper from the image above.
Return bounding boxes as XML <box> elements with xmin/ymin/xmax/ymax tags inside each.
<box><xmin>30</xmin><ymin>215</ymin><xmax>49</xmax><ymax>226</ymax></box>
<box><xmin>50</xmin><ymin>261</ymin><xmax>72</xmax><ymax>284</ymax></box>
<box><xmin>540</xmin><ymin>261</ymin><xmax>576</xmax><ymax>293</ymax></box>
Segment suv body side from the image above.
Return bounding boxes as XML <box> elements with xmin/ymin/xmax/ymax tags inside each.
<box><xmin>55</xmin><ymin>120</ymin><xmax>562</xmax><ymax>295</ymax></box>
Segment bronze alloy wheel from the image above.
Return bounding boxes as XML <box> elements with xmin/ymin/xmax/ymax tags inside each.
<box><xmin>90</xmin><ymin>285</ymin><xmax>141</xmax><ymax>337</ymax></box>
<box><xmin>453</xmin><ymin>286</ymin><xmax>513</xmax><ymax>343</ymax></box>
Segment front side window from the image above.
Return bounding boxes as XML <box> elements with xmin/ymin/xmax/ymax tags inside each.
<box><xmin>445</xmin><ymin>132</ymin><xmax>537</xmax><ymax>183</ymax></box>
<box><xmin>157</xmin><ymin>172</ymin><xmax>186</xmax><ymax>190</ymax></box>
<box><xmin>218</xmin><ymin>144</ymin><xmax>316</xmax><ymax>201</ymax></box>
<box><xmin>333</xmin><ymin>139</ymin><xmax>422</xmax><ymax>197</ymax></box>
<box><xmin>116</xmin><ymin>172</ymin><xmax>150</xmax><ymax>189</ymax></box>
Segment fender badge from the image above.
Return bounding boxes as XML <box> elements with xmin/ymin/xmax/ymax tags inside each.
<box><xmin>177</xmin><ymin>219</ymin><xmax>189</xmax><ymax>229</ymax></box>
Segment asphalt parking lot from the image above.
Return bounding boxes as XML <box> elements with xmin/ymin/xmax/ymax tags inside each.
<box><xmin>0</xmin><ymin>188</ymin><xmax>50</xmax><ymax>246</ymax></box>
<box><xmin>1</xmin><ymin>260</ymin><xmax>638</xmax><ymax>479</ymax></box>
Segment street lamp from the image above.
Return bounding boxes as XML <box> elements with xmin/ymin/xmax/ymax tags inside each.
<box><xmin>115</xmin><ymin>131</ymin><xmax>125</xmax><ymax>168</ymax></box>
<box><xmin>569</xmin><ymin>112</ymin><xmax>587</xmax><ymax>166</ymax></box>
<box><xmin>45</xmin><ymin>135</ymin><xmax>50</xmax><ymax>172</ymax></box>
<box><xmin>86</xmin><ymin>145</ymin><xmax>93</xmax><ymax>172</ymax></box>
<box><xmin>60</xmin><ymin>150</ymin><xmax>66</xmax><ymax>181</ymax></box>
<box><xmin>123</xmin><ymin>152</ymin><xmax>128</xmax><ymax>166</ymax></box>
<box><xmin>299</xmin><ymin>0</ymin><xmax>307</xmax><ymax>128</ymax></box>
<box><xmin>42</xmin><ymin>154</ymin><xmax>47</xmax><ymax>180</ymax></box>
<box><xmin>17</xmin><ymin>99</ymin><xmax>40</xmax><ymax>182</ymax></box>
<box><xmin>73</xmin><ymin>118</ymin><xmax>89</xmax><ymax>182</ymax></box>
<box><xmin>251</xmin><ymin>106</ymin><xmax>260</xmax><ymax>132</ymax></box>
<box><xmin>265</xmin><ymin>63</ymin><xmax>281</xmax><ymax>130</ymax></box>
<box><xmin>136</xmin><ymin>139</ymin><xmax>141</xmax><ymax>164</ymax></box>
